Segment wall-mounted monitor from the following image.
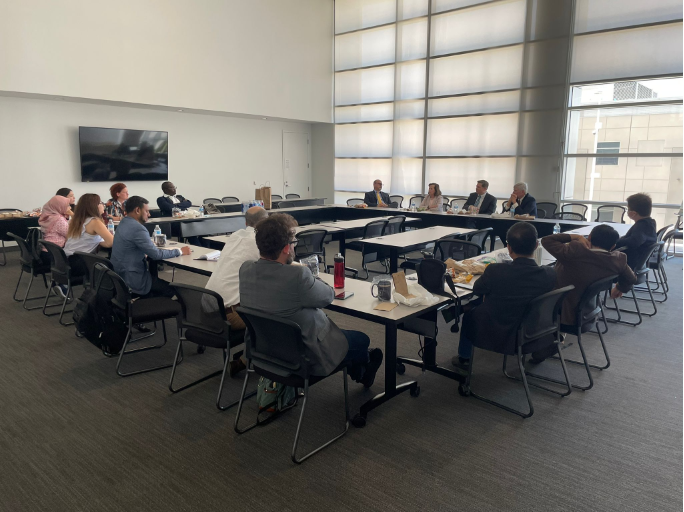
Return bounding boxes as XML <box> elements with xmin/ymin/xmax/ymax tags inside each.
<box><xmin>79</xmin><ymin>127</ymin><xmax>168</xmax><ymax>182</ymax></box>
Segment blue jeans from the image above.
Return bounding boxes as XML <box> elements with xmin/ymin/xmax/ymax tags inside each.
<box><xmin>339</xmin><ymin>329</ymin><xmax>370</xmax><ymax>381</ymax></box>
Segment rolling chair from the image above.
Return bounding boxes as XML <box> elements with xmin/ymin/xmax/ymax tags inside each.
<box><xmin>344</xmin><ymin>219</ymin><xmax>388</xmax><ymax>279</ymax></box>
<box><xmin>346</xmin><ymin>198</ymin><xmax>365</xmax><ymax>207</ymax></box>
<box><xmin>285</xmin><ymin>194</ymin><xmax>300</xmax><ymax>199</ymax></box>
<box><xmin>294</xmin><ymin>229</ymin><xmax>328</xmax><ymax>269</ymax></box>
<box><xmin>536</xmin><ymin>202</ymin><xmax>558</xmax><ymax>219</ymax></box>
<box><xmin>389</xmin><ymin>195</ymin><xmax>404</xmax><ymax>208</ymax></box>
<box><xmin>595</xmin><ymin>205</ymin><xmax>626</xmax><ymax>223</ymax></box>
<box><xmin>561</xmin><ymin>203</ymin><xmax>588</xmax><ymax>221</ymax></box>
<box><xmin>553</xmin><ymin>212</ymin><xmax>584</xmax><ymax>221</ymax></box>
<box><xmin>271</xmin><ymin>194</ymin><xmax>283</xmax><ymax>201</ymax></box>
<box><xmin>203</xmin><ymin>198</ymin><xmax>221</xmax><ymax>205</ymax></box>
<box><xmin>221</xmin><ymin>196</ymin><xmax>240</xmax><ymax>203</ymax></box>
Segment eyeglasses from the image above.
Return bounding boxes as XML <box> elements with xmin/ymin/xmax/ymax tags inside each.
<box><xmin>289</xmin><ymin>239</ymin><xmax>299</xmax><ymax>247</ymax></box>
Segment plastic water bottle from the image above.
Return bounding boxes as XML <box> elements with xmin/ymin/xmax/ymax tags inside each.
<box><xmin>107</xmin><ymin>219</ymin><xmax>115</xmax><ymax>235</ymax></box>
<box><xmin>154</xmin><ymin>224</ymin><xmax>162</xmax><ymax>237</ymax></box>
<box><xmin>199</xmin><ymin>205</ymin><xmax>205</xmax><ymax>217</ymax></box>
<box><xmin>553</xmin><ymin>223</ymin><xmax>561</xmax><ymax>235</ymax></box>
<box><xmin>509</xmin><ymin>204</ymin><xmax>516</xmax><ymax>217</ymax></box>
<box><xmin>334</xmin><ymin>253</ymin><xmax>345</xmax><ymax>289</ymax></box>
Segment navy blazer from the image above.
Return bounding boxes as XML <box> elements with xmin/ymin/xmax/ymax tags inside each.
<box><xmin>616</xmin><ymin>217</ymin><xmax>657</xmax><ymax>269</ymax></box>
<box><xmin>110</xmin><ymin>217</ymin><xmax>181</xmax><ymax>295</ymax></box>
<box><xmin>462</xmin><ymin>192</ymin><xmax>497</xmax><ymax>215</ymax></box>
<box><xmin>504</xmin><ymin>194</ymin><xmax>537</xmax><ymax>217</ymax></box>
<box><xmin>462</xmin><ymin>257</ymin><xmax>556</xmax><ymax>354</ymax></box>
<box><xmin>364</xmin><ymin>190</ymin><xmax>392</xmax><ymax>207</ymax></box>
<box><xmin>157</xmin><ymin>195</ymin><xmax>192</xmax><ymax>216</ymax></box>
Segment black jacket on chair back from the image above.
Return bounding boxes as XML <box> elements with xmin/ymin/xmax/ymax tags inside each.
<box><xmin>462</xmin><ymin>257</ymin><xmax>556</xmax><ymax>354</ymax></box>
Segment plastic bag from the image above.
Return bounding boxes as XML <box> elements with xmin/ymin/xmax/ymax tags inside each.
<box><xmin>392</xmin><ymin>283</ymin><xmax>439</xmax><ymax>307</ymax></box>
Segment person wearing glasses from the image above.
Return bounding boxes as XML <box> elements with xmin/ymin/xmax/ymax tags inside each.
<box><xmin>239</xmin><ymin>213</ymin><xmax>384</xmax><ymax>387</ymax></box>
<box><xmin>364</xmin><ymin>179</ymin><xmax>392</xmax><ymax>208</ymax></box>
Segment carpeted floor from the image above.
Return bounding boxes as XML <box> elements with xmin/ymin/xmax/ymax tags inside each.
<box><xmin>0</xmin><ymin>245</ymin><xmax>681</xmax><ymax>512</ymax></box>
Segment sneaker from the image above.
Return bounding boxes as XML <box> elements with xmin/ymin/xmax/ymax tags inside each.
<box><xmin>54</xmin><ymin>285</ymin><xmax>68</xmax><ymax>299</ymax></box>
<box><xmin>134</xmin><ymin>323</ymin><xmax>151</xmax><ymax>333</ymax></box>
<box><xmin>360</xmin><ymin>348</ymin><xmax>383</xmax><ymax>388</ymax></box>
<box><xmin>229</xmin><ymin>358</ymin><xmax>246</xmax><ymax>377</ymax></box>
<box><xmin>451</xmin><ymin>356</ymin><xmax>470</xmax><ymax>371</ymax></box>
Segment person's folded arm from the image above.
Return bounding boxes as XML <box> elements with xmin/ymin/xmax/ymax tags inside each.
<box><xmin>178</xmin><ymin>199</ymin><xmax>192</xmax><ymax>210</ymax></box>
<box><xmin>616</xmin><ymin>225</ymin><xmax>646</xmax><ymax>250</ymax></box>
<box><xmin>541</xmin><ymin>233</ymin><xmax>573</xmax><ymax>260</ymax></box>
<box><xmin>616</xmin><ymin>260</ymin><xmax>637</xmax><ymax>293</ymax></box>
<box><xmin>131</xmin><ymin>224</ymin><xmax>181</xmax><ymax>260</ymax></box>
<box><xmin>298</xmin><ymin>267</ymin><xmax>335</xmax><ymax>308</ymax></box>
<box><xmin>91</xmin><ymin>218</ymin><xmax>114</xmax><ymax>248</ymax></box>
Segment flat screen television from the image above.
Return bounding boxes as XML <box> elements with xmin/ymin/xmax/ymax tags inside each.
<box><xmin>79</xmin><ymin>127</ymin><xmax>168</xmax><ymax>182</ymax></box>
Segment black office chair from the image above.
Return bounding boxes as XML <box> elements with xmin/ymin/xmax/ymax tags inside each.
<box><xmin>409</xmin><ymin>196</ymin><xmax>424</xmax><ymax>208</ymax></box>
<box><xmin>526</xmin><ymin>275</ymin><xmax>616</xmax><ymax>391</ymax></box>
<box><xmin>0</xmin><ymin>209</ymin><xmax>24</xmax><ymax>266</ymax></box>
<box><xmin>278</xmin><ymin>201</ymin><xmax>296</xmax><ymax>209</ymax></box>
<box><xmin>221</xmin><ymin>196</ymin><xmax>240</xmax><ymax>204</ymax></box>
<box><xmin>285</xmin><ymin>194</ymin><xmax>300</xmax><ymax>199</ymax></box>
<box><xmin>203</xmin><ymin>198</ymin><xmax>221</xmax><ymax>205</ymax></box>
<box><xmin>346</xmin><ymin>198</ymin><xmax>365</xmax><ymax>206</ymax></box>
<box><xmin>383</xmin><ymin>215</ymin><xmax>406</xmax><ymax>235</ymax></box>
<box><xmin>169</xmin><ymin>283</ymin><xmax>250</xmax><ymax>410</ymax></box>
<box><xmin>553</xmin><ymin>212</ymin><xmax>584</xmax><ymax>221</ymax></box>
<box><xmin>271</xmin><ymin>194</ymin><xmax>283</xmax><ymax>201</ymax></box>
<box><xmin>465</xmin><ymin>227</ymin><xmax>493</xmax><ymax>253</ymax></box>
<box><xmin>603</xmin><ymin>243</ymin><xmax>660</xmax><ymax>326</ymax></box>
<box><xmin>234</xmin><ymin>306</ymin><xmax>350</xmax><ymax>464</ymax></box>
<box><xmin>74</xmin><ymin>251</ymin><xmax>113</xmax><ymax>289</ymax></box>
<box><xmin>40</xmin><ymin>241</ymin><xmax>85</xmax><ymax>326</ymax></box>
<box><xmin>295</xmin><ymin>229</ymin><xmax>328</xmax><ymax>269</ymax></box>
<box><xmin>665</xmin><ymin>215</ymin><xmax>681</xmax><ymax>259</ymax></box>
<box><xmin>561</xmin><ymin>203</ymin><xmax>588</xmax><ymax>220</ymax></box>
<box><xmin>595</xmin><ymin>205</ymin><xmax>626</xmax><ymax>223</ymax></box>
<box><xmin>500</xmin><ymin>199</ymin><xmax>510</xmax><ymax>213</ymax></box>
<box><xmin>390</xmin><ymin>195</ymin><xmax>404</xmax><ymax>208</ymax></box>
<box><xmin>640</xmin><ymin>225</ymin><xmax>673</xmax><ymax>302</ymax></box>
<box><xmin>434</xmin><ymin>238</ymin><xmax>482</xmax><ymax>262</ymax></box>
<box><xmin>105</xmin><ymin>268</ymin><xmax>182</xmax><ymax>377</ymax></box>
<box><xmin>458</xmin><ymin>286</ymin><xmax>574</xmax><ymax>418</ymax></box>
<box><xmin>7</xmin><ymin>232</ymin><xmax>51</xmax><ymax>310</ymax></box>
<box><xmin>536</xmin><ymin>202</ymin><xmax>557</xmax><ymax>219</ymax></box>
<box><xmin>345</xmin><ymin>219</ymin><xmax>388</xmax><ymax>279</ymax></box>
<box><xmin>449</xmin><ymin>199</ymin><xmax>460</xmax><ymax>211</ymax></box>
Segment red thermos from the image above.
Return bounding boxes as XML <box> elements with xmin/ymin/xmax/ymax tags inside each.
<box><xmin>334</xmin><ymin>253</ymin><xmax>345</xmax><ymax>288</ymax></box>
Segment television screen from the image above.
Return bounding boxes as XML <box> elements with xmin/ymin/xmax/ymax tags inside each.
<box><xmin>79</xmin><ymin>127</ymin><xmax>168</xmax><ymax>182</ymax></box>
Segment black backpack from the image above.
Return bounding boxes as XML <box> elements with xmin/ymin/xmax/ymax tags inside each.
<box><xmin>73</xmin><ymin>265</ymin><xmax>129</xmax><ymax>355</ymax></box>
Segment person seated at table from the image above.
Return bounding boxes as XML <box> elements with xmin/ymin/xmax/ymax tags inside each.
<box><xmin>452</xmin><ymin>222</ymin><xmax>556</xmax><ymax>369</ymax></box>
<box><xmin>111</xmin><ymin>196</ymin><xmax>190</xmax><ymax>299</ymax></box>
<box><xmin>502</xmin><ymin>182</ymin><xmax>537</xmax><ymax>217</ymax></box>
<box><xmin>55</xmin><ymin>188</ymin><xmax>76</xmax><ymax>216</ymax></box>
<box><xmin>616</xmin><ymin>193</ymin><xmax>657</xmax><ymax>269</ymax></box>
<box><xmin>528</xmin><ymin>224</ymin><xmax>637</xmax><ymax>363</ymax></box>
<box><xmin>105</xmin><ymin>182</ymin><xmax>129</xmax><ymax>221</ymax></box>
<box><xmin>239</xmin><ymin>213</ymin><xmax>383</xmax><ymax>386</ymax></box>
<box><xmin>157</xmin><ymin>181</ymin><xmax>192</xmax><ymax>216</ymax></box>
<box><xmin>461</xmin><ymin>180</ymin><xmax>497</xmax><ymax>215</ymax></box>
<box><xmin>363</xmin><ymin>179</ymin><xmax>392</xmax><ymax>208</ymax></box>
<box><xmin>63</xmin><ymin>193</ymin><xmax>114</xmax><ymax>278</ymax></box>
<box><xmin>418</xmin><ymin>183</ymin><xmax>444</xmax><ymax>213</ymax></box>
<box><xmin>38</xmin><ymin>195</ymin><xmax>73</xmax><ymax>266</ymax></box>
<box><xmin>204</xmin><ymin>206</ymin><xmax>268</xmax><ymax>329</ymax></box>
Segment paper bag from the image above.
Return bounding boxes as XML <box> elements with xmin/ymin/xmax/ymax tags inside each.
<box><xmin>255</xmin><ymin>184</ymin><xmax>272</xmax><ymax>210</ymax></box>
<box><xmin>392</xmin><ymin>272</ymin><xmax>416</xmax><ymax>299</ymax></box>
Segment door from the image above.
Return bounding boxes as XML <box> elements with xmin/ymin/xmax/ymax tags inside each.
<box><xmin>283</xmin><ymin>131</ymin><xmax>311</xmax><ymax>199</ymax></box>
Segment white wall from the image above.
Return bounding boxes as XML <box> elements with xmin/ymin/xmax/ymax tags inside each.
<box><xmin>0</xmin><ymin>0</ymin><xmax>333</xmax><ymax>123</ymax></box>
<box><xmin>311</xmin><ymin>123</ymin><xmax>335</xmax><ymax>202</ymax></box>
<box><xmin>0</xmin><ymin>96</ymin><xmax>312</xmax><ymax>210</ymax></box>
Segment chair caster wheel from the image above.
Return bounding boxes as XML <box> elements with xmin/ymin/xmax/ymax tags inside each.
<box><xmin>197</xmin><ymin>345</ymin><xmax>206</xmax><ymax>354</ymax></box>
<box><xmin>410</xmin><ymin>385</ymin><xmax>420</xmax><ymax>398</ymax></box>
<box><xmin>458</xmin><ymin>384</ymin><xmax>469</xmax><ymax>397</ymax></box>
<box><xmin>396</xmin><ymin>362</ymin><xmax>405</xmax><ymax>375</ymax></box>
<box><xmin>352</xmin><ymin>414</ymin><xmax>367</xmax><ymax>428</ymax></box>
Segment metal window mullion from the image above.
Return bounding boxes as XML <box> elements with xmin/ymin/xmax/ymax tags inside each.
<box><xmin>559</xmin><ymin>0</ymin><xmax>578</xmax><ymax>203</ymax></box>
<box><xmin>420</xmin><ymin>0</ymin><xmax>433</xmax><ymax>195</ymax></box>
<box><xmin>513</xmin><ymin>0</ymin><xmax>531</xmax><ymax>185</ymax></box>
<box><xmin>389</xmin><ymin>0</ymin><xmax>400</xmax><ymax>193</ymax></box>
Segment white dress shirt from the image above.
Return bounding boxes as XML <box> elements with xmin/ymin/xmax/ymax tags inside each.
<box><xmin>205</xmin><ymin>227</ymin><xmax>260</xmax><ymax>307</ymax></box>
<box><xmin>165</xmin><ymin>194</ymin><xmax>180</xmax><ymax>204</ymax></box>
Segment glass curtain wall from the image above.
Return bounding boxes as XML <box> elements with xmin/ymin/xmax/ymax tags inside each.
<box><xmin>563</xmin><ymin>0</ymin><xmax>683</xmax><ymax>225</ymax></box>
<box><xmin>334</xmin><ymin>0</ymin><xmax>572</xmax><ymax>205</ymax></box>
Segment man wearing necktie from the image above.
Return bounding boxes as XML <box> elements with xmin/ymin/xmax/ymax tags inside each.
<box><xmin>456</xmin><ymin>180</ymin><xmax>497</xmax><ymax>215</ymax></box>
<box><xmin>364</xmin><ymin>179</ymin><xmax>392</xmax><ymax>208</ymax></box>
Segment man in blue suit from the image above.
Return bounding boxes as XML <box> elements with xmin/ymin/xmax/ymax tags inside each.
<box><xmin>111</xmin><ymin>196</ymin><xmax>190</xmax><ymax>298</ymax></box>
<box><xmin>363</xmin><ymin>179</ymin><xmax>392</xmax><ymax>207</ymax></box>
<box><xmin>502</xmin><ymin>182</ymin><xmax>537</xmax><ymax>217</ymax></box>
<box><xmin>157</xmin><ymin>181</ymin><xmax>193</xmax><ymax>216</ymax></box>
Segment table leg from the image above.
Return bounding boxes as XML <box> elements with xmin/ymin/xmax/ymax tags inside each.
<box><xmin>356</xmin><ymin>323</ymin><xmax>418</xmax><ymax>425</ymax></box>
<box><xmin>338</xmin><ymin>233</ymin><xmax>346</xmax><ymax>259</ymax></box>
<box><xmin>389</xmin><ymin>247</ymin><xmax>398</xmax><ymax>274</ymax></box>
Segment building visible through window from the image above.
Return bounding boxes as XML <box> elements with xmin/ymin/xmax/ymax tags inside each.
<box><xmin>596</xmin><ymin>141</ymin><xmax>620</xmax><ymax>165</ymax></box>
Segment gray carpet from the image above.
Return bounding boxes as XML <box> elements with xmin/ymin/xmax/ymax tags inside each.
<box><xmin>0</xmin><ymin>245</ymin><xmax>681</xmax><ymax>512</ymax></box>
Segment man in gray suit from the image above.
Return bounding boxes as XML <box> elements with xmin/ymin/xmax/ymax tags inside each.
<box><xmin>239</xmin><ymin>214</ymin><xmax>383</xmax><ymax>384</ymax></box>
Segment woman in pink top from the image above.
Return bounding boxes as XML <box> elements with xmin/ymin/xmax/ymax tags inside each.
<box><xmin>38</xmin><ymin>195</ymin><xmax>72</xmax><ymax>265</ymax></box>
<box><xmin>419</xmin><ymin>183</ymin><xmax>445</xmax><ymax>213</ymax></box>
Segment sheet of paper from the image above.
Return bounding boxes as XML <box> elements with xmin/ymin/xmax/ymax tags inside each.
<box><xmin>374</xmin><ymin>302</ymin><xmax>398</xmax><ymax>311</ymax></box>
<box><xmin>392</xmin><ymin>272</ymin><xmax>416</xmax><ymax>299</ymax></box>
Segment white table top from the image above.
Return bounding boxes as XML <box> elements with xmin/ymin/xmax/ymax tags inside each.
<box><xmin>163</xmin><ymin>244</ymin><xmax>218</xmax><ymax>274</ymax></box>
<box><xmin>317</xmin><ymin>216</ymin><xmax>419</xmax><ymax>231</ymax></box>
<box><xmin>204</xmin><ymin>224</ymin><xmax>344</xmax><ymax>244</ymax></box>
<box><xmin>360</xmin><ymin>225</ymin><xmax>475</xmax><ymax>248</ymax></box>
<box><xmin>565</xmin><ymin>223</ymin><xmax>631</xmax><ymax>237</ymax></box>
<box><xmin>149</xmin><ymin>211</ymin><xmax>245</xmax><ymax>223</ymax></box>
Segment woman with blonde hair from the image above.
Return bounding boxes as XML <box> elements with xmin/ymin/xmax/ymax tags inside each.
<box><xmin>419</xmin><ymin>183</ymin><xmax>444</xmax><ymax>213</ymax></box>
<box><xmin>63</xmin><ymin>193</ymin><xmax>114</xmax><ymax>276</ymax></box>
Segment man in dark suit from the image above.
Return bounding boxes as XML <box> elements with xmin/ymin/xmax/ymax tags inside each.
<box><xmin>157</xmin><ymin>181</ymin><xmax>193</xmax><ymax>216</ymax></box>
<box><xmin>529</xmin><ymin>224</ymin><xmax>637</xmax><ymax>363</ymax></box>
<box><xmin>452</xmin><ymin>222</ymin><xmax>556</xmax><ymax>369</ymax></box>
<box><xmin>461</xmin><ymin>179</ymin><xmax>497</xmax><ymax>215</ymax></box>
<box><xmin>616</xmin><ymin>193</ymin><xmax>657</xmax><ymax>269</ymax></box>
<box><xmin>239</xmin><ymin>213</ymin><xmax>383</xmax><ymax>386</ymax></box>
<box><xmin>502</xmin><ymin>182</ymin><xmax>537</xmax><ymax>217</ymax></box>
<box><xmin>363</xmin><ymin>179</ymin><xmax>392</xmax><ymax>208</ymax></box>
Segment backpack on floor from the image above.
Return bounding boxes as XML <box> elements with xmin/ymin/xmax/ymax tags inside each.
<box><xmin>256</xmin><ymin>377</ymin><xmax>296</xmax><ymax>413</ymax></box>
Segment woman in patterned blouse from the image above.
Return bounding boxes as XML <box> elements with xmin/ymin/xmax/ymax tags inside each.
<box><xmin>105</xmin><ymin>182</ymin><xmax>129</xmax><ymax>221</ymax></box>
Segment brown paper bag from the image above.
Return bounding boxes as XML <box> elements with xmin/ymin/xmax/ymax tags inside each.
<box><xmin>392</xmin><ymin>272</ymin><xmax>416</xmax><ymax>299</ymax></box>
<box><xmin>255</xmin><ymin>185</ymin><xmax>272</xmax><ymax>210</ymax></box>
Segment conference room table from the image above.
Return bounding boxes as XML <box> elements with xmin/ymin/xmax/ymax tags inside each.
<box><xmin>564</xmin><ymin>223</ymin><xmax>632</xmax><ymax>237</ymax></box>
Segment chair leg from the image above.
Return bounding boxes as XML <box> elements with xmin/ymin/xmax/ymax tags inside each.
<box><xmin>12</xmin><ymin>269</ymin><xmax>25</xmax><ymax>302</ymax></box>
<box><xmin>604</xmin><ymin>292</ymin><xmax>643</xmax><ymax>326</ymax></box>
<box><xmin>503</xmin><ymin>344</ymin><xmax>574</xmax><ymax>396</ymax></box>
<box><xmin>234</xmin><ymin>368</ymin><xmax>259</xmax><ymax>434</ymax></box>
<box><xmin>292</xmin><ymin>369</ymin><xmax>350</xmax><ymax>464</ymax></box>
<box><xmin>21</xmin><ymin>273</ymin><xmax>50</xmax><ymax>311</ymax></box>
<box><xmin>217</xmin><ymin>349</ymin><xmax>257</xmax><ymax>411</ymax></box>
<box><xmin>0</xmin><ymin>240</ymin><xmax>6</xmax><ymax>266</ymax></box>
<box><xmin>116</xmin><ymin>319</ymin><xmax>176</xmax><ymax>377</ymax></box>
